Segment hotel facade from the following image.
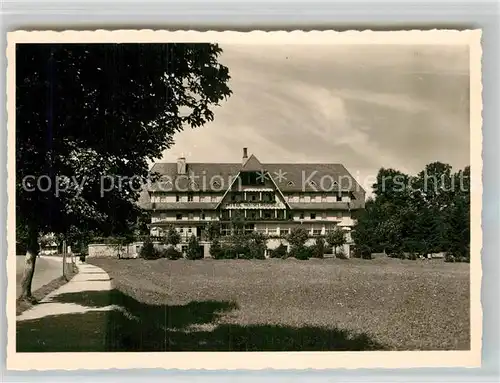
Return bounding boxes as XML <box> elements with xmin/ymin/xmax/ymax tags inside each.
<box><xmin>145</xmin><ymin>148</ymin><xmax>366</xmax><ymax>257</ymax></box>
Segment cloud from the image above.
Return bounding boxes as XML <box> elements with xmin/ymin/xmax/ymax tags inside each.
<box><xmin>159</xmin><ymin>43</ymin><xmax>470</xmax><ymax>194</ymax></box>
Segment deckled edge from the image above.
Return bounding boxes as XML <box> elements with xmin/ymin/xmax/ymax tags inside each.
<box><xmin>5</xmin><ymin>28</ymin><xmax>483</xmax><ymax>372</ymax></box>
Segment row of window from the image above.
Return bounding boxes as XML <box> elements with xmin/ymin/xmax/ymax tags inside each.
<box><xmin>220</xmin><ymin>228</ymin><xmax>339</xmax><ymax>236</ymax></box>
<box><xmin>286</xmin><ymin>195</ymin><xmax>344</xmax><ymax>202</ymax></box>
<box><xmin>156</xmin><ymin>211</ymin><xmax>343</xmax><ymax>221</ymax></box>
<box><xmin>299</xmin><ymin>212</ymin><xmax>343</xmax><ymax>219</ymax></box>
<box><xmin>152</xmin><ymin>194</ymin><xmax>348</xmax><ymax>204</ymax></box>
<box><xmin>175</xmin><ymin>213</ymin><xmax>206</xmax><ymax>220</ymax></box>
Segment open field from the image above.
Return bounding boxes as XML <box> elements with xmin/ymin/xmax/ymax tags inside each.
<box><xmin>17</xmin><ymin>257</ymin><xmax>469</xmax><ymax>352</ymax></box>
<box><xmin>88</xmin><ymin>257</ymin><xmax>469</xmax><ymax>351</ymax></box>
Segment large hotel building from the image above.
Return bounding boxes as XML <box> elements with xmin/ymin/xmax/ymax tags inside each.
<box><xmin>144</xmin><ymin>148</ymin><xmax>366</xmax><ymax>257</ymax></box>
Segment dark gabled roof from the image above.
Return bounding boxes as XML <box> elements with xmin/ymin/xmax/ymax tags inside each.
<box><xmin>148</xmin><ymin>163</ymin><xmax>240</xmax><ymax>192</ymax></box>
<box><xmin>149</xmin><ymin>162</ymin><xmax>364</xmax><ymax>193</ymax></box>
<box><xmin>241</xmin><ymin>154</ymin><xmax>264</xmax><ymax>172</ymax></box>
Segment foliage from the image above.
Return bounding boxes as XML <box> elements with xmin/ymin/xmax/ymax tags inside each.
<box><xmin>289</xmin><ymin>245</ymin><xmax>313</xmax><ymax>260</ymax></box>
<box><xmin>325</xmin><ymin>227</ymin><xmax>346</xmax><ymax>256</ymax></box>
<box><xmin>139</xmin><ymin>237</ymin><xmax>160</xmax><ymax>260</ymax></box>
<box><xmin>353</xmin><ymin>163</ymin><xmax>470</xmax><ymax>262</ymax></box>
<box><xmin>227</xmin><ymin>233</ymin><xmax>251</xmax><ymax>259</ymax></box>
<box><xmin>16</xmin><ymin>43</ymin><xmax>232</xmax><ymax>296</ymax></box>
<box><xmin>249</xmin><ymin>232</ymin><xmax>267</xmax><ymax>260</ymax></box>
<box><xmin>336</xmin><ymin>247</ymin><xmax>348</xmax><ymax>259</ymax></box>
<box><xmin>204</xmin><ymin>221</ymin><xmax>222</xmax><ymax>241</ymax></box>
<box><xmin>351</xmin><ymin>245</ymin><xmax>372</xmax><ymax>259</ymax></box>
<box><xmin>161</xmin><ymin>247</ymin><xmax>183</xmax><ymax>260</ymax></box>
<box><xmin>17</xmin><ymin>43</ymin><xmax>231</xmax><ymax>237</ymax></box>
<box><xmin>269</xmin><ymin>243</ymin><xmax>288</xmax><ymax>259</ymax></box>
<box><xmin>108</xmin><ymin>233</ymin><xmax>136</xmax><ymax>259</ymax></box>
<box><xmin>185</xmin><ymin>235</ymin><xmax>203</xmax><ymax>260</ymax></box>
<box><xmin>217</xmin><ymin>232</ymin><xmax>267</xmax><ymax>260</ymax></box>
<box><xmin>209</xmin><ymin>238</ymin><xmax>223</xmax><ymax>259</ymax></box>
<box><xmin>221</xmin><ymin>243</ymin><xmax>237</xmax><ymax>259</ymax></box>
<box><xmin>230</xmin><ymin>214</ymin><xmax>246</xmax><ymax>235</ymax></box>
<box><xmin>311</xmin><ymin>237</ymin><xmax>326</xmax><ymax>258</ymax></box>
<box><xmin>39</xmin><ymin>233</ymin><xmax>57</xmax><ymax>249</ymax></box>
<box><xmin>287</xmin><ymin>227</ymin><xmax>309</xmax><ymax>248</ymax></box>
<box><xmin>163</xmin><ymin>225</ymin><xmax>181</xmax><ymax>247</ymax></box>
<box><xmin>136</xmin><ymin>210</ymin><xmax>152</xmax><ymax>236</ymax></box>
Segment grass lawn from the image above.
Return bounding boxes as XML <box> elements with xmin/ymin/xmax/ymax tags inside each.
<box><xmin>81</xmin><ymin>257</ymin><xmax>470</xmax><ymax>352</ymax></box>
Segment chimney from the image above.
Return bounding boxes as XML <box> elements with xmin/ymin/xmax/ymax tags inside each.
<box><xmin>177</xmin><ymin>156</ymin><xmax>187</xmax><ymax>175</ymax></box>
<box><xmin>242</xmin><ymin>147</ymin><xmax>248</xmax><ymax>165</ymax></box>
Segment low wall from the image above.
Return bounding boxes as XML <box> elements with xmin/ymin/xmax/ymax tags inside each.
<box><xmin>88</xmin><ymin>241</ymin><xmax>212</xmax><ymax>258</ymax></box>
<box><xmin>88</xmin><ymin>239</ymin><xmax>352</xmax><ymax>259</ymax></box>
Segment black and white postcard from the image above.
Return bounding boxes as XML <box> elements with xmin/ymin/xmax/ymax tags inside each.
<box><xmin>6</xmin><ymin>29</ymin><xmax>482</xmax><ymax>370</ymax></box>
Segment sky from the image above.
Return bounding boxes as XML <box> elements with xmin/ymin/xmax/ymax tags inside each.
<box><xmin>159</xmin><ymin>43</ymin><xmax>470</xmax><ymax>194</ymax></box>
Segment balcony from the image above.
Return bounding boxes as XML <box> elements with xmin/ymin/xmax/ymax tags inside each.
<box><xmin>224</xmin><ymin>201</ymin><xmax>279</xmax><ymax>209</ymax></box>
<box><xmin>220</xmin><ymin>215</ymin><xmax>293</xmax><ymax>222</ymax></box>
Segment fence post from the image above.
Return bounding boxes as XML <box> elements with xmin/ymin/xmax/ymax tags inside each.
<box><xmin>62</xmin><ymin>239</ymin><xmax>67</xmax><ymax>278</ymax></box>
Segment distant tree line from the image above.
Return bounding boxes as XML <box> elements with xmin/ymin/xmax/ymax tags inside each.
<box><xmin>352</xmin><ymin>162</ymin><xmax>470</xmax><ymax>262</ymax></box>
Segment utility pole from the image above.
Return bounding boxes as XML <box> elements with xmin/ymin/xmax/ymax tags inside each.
<box><xmin>62</xmin><ymin>239</ymin><xmax>67</xmax><ymax>278</ymax></box>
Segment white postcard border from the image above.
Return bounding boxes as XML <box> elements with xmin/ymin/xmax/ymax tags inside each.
<box><xmin>5</xmin><ymin>29</ymin><xmax>483</xmax><ymax>371</ymax></box>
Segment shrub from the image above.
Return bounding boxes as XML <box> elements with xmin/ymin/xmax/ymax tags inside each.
<box><xmin>249</xmin><ymin>232</ymin><xmax>267</xmax><ymax>260</ymax></box>
<box><xmin>164</xmin><ymin>225</ymin><xmax>181</xmax><ymax>247</ymax></box>
<box><xmin>269</xmin><ymin>243</ymin><xmax>287</xmax><ymax>258</ymax></box>
<box><xmin>325</xmin><ymin>227</ymin><xmax>346</xmax><ymax>256</ymax></box>
<box><xmin>163</xmin><ymin>247</ymin><xmax>183</xmax><ymax>260</ymax></box>
<box><xmin>210</xmin><ymin>238</ymin><xmax>223</xmax><ymax>259</ymax></box>
<box><xmin>444</xmin><ymin>252</ymin><xmax>455</xmax><ymax>263</ymax></box>
<box><xmin>234</xmin><ymin>244</ymin><xmax>252</xmax><ymax>259</ymax></box>
<box><xmin>290</xmin><ymin>245</ymin><xmax>312</xmax><ymax>260</ymax></box>
<box><xmin>409</xmin><ymin>253</ymin><xmax>418</xmax><ymax>261</ymax></box>
<box><xmin>250</xmin><ymin>245</ymin><xmax>266</xmax><ymax>260</ymax></box>
<box><xmin>139</xmin><ymin>237</ymin><xmax>161</xmax><ymax>260</ymax></box>
<box><xmin>361</xmin><ymin>250</ymin><xmax>372</xmax><ymax>260</ymax></box>
<box><xmin>185</xmin><ymin>235</ymin><xmax>203</xmax><ymax>260</ymax></box>
<box><xmin>312</xmin><ymin>237</ymin><xmax>325</xmax><ymax>258</ymax></box>
<box><xmin>390</xmin><ymin>250</ymin><xmax>405</xmax><ymax>259</ymax></box>
<box><xmin>351</xmin><ymin>245</ymin><xmax>372</xmax><ymax>259</ymax></box>
<box><xmin>221</xmin><ymin>244</ymin><xmax>237</xmax><ymax>259</ymax></box>
<box><xmin>336</xmin><ymin>247</ymin><xmax>348</xmax><ymax>259</ymax></box>
<box><xmin>204</xmin><ymin>221</ymin><xmax>222</xmax><ymax>241</ymax></box>
<box><xmin>287</xmin><ymin>227</ymin><xmax>309</xmax><ymax>248</ymax></box>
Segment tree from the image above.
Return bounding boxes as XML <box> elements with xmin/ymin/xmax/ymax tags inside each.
<box><xmin>209</xmin><ymin>237</ymin><xmax>223</xmax><ymax>259</ymax></box>
<box><xmin>326</xmin><ymin>227</ymin><xmax>346</xmax><ymax>256</ymax></box>
<box><xmin>204</xmin><ymin>221</ymin><xmax>222</xmax><ymax>241</ymax></box>
<box><xmin>352</xmin><ymin>163</ymin><xmax>470</xmax><ymax>260</ymax></box>
<box><xmin>230</xmin><ymin>213</ymin><xmax>246</xmax><ymax>235</ymax></box>
<box><xmin>442</xmin><ymin>166</ymin><xmax>470</xmax><ymax>261</ymax></box>
<box><xmin>312</xmin><ymin>237</ymin><xmax>326</xmax><ymax>258</ymax></box>
<box><xmin>136</xmin><ymin>210</ymin><xmax>152</xmax><ymax>237</ymax></box>
<box><xmin>139</xmin><ymin>236</ymin><xmax>159</xmax><ymax>260</ymax></box>
<box><xmin>186</xmin><ymin>235</ymin><xmax>202</xmax><ymax>260</ymax></box>
<box><xmin>16</xmin><ymin>43</ymin><xmax>232</xmax><ymax>300</ymax></box>
<box><xmin>249</xmin><ymin>231</ymin><xmax>267</xmax><ymax>259</ymax></box>
<box><xmin>164</xmin><ymin>225</ymin><xmax>181</xmax><ymax>248</ymax></box>
<box><xmin>287</xmin><ymin>226</ymin><xmax>309</xmax><ymax>249</ymax></box>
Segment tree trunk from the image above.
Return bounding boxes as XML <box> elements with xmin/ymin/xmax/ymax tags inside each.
<box><xmin>19</xmin><ymin>225</ymin><xmax>39</xmax><ymax>302</ymax></box>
